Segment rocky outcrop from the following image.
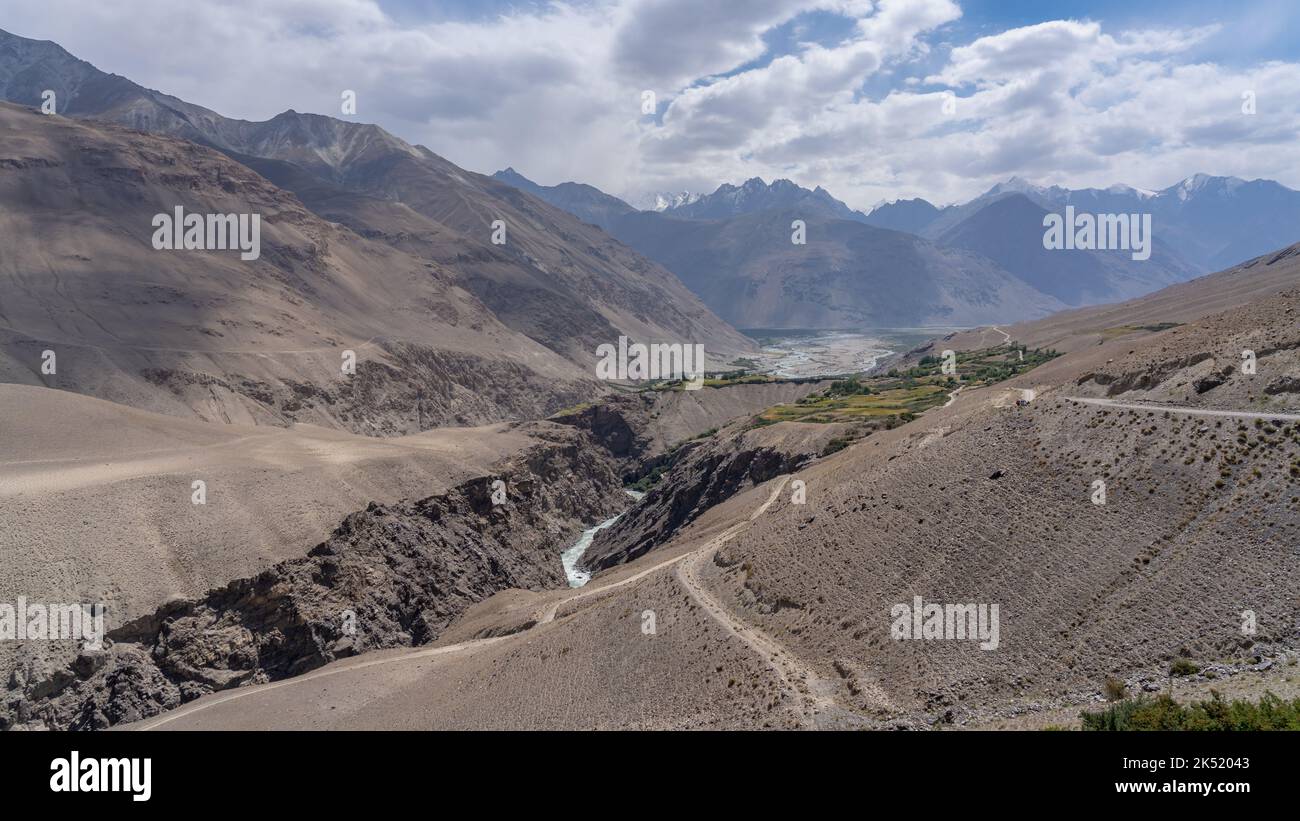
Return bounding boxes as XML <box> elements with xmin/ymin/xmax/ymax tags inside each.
<box><xmin>1078</xmin><ymin>352</ymin><xmax>1214</xmax><ymax>396</ymax></box>
<box><xmin>551</xmin><ymin>394</ymin><xmax>653</xmax><ymax>481</ymax></box>
<box><xmin>1265</xmin><ymin>376</ymin><xmax>1300</xmax><ymax>395</ymax></box>
<box><xmin>552</xmin><ymin>381</ymin><xmax>830</xmax><ymax>481</ymax></box>
<box><xmin>1</xmin><ymin>426</ymin><xmax>624</xmax><ymax>730</ymax></box>
<box><xmin>139</xmin><ymin>343</ymin><xmax>594</xmax><ymax>434</ymax></box>
<box><xmin>580</xmin><ymin>421</ymin><xmax>853</xmax><ymax>572</ymax></box>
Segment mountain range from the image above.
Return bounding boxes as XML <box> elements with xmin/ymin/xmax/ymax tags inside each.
<box><xmin>656</xmin><ymin>176</ymin><xmax>868</xmax><ymax>223</ymax></box>
<box><xmin>0</xmin><ymin>28</ymin><xmax>753</xmax><ymax>430</ymax></box>
<box><xmin>604</xmin><ymin>206</ymin><xmax>1064</xmax><ymax>328</ymax></box>
<box><xmin>493</xmin><ymin>167</ymin><xmax>1300</xmax><ymax>329</ymax></box>
<box><xmin>3</xmin><ymin>23</ymin><xmax>1300</xmax><ymax>737</ymax></box>
<box><xmin>868</xmin><ymin>174</ymin><xmax>1300</xmax><ymax>272</ymax></box>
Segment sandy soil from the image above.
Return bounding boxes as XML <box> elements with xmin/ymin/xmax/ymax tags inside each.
<box><xmin>121</xmin><ymin>268</ymin><xmax>1300</xmax><ymax>732</ymax></box>
<box><xmin>0</xmin><ymin>384</ymin><xmax>545</xmax><ymax>678</ymax></box>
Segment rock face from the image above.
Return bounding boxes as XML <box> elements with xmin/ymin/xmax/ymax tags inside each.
<box><xmin>551</xmin><ymin>395</ymin><xmax>653</xmax><ymax>481</ymax></box>
<box><xmin>551</xmin><ymin>381</ymin><xmax>829</xmax><ymax>481</ymax></box>
<box><xmin>580</xmin><ymin>420</ymin><xmax>853</xmax><ymax>571</ymax></box>
<box><xmin>1265</xmin><ymin>376</ymin><xmax>1300</xmax><ymax>395</ymax></box>
<box><xmin>1</xmin><ymin>426</ymin><xmax>625</xmax><ymax>730</ymax></box>
<box><xmin>0</xmin><ymin>28</ymin><xmax>757</xmax><ymax>378</ymax></box>
<box><xmin>1072</xmin><ymin>286</ymin><xmax>1300</xmax><ymax>412</ymax></box>
<box><xmin>0</xmin><ymin>101</ymin><xmax>596</xmax><ymax>433</ymax></box>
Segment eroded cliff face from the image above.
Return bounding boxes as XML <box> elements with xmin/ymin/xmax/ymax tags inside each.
<box><xmin>580</xmin><ymin>421</ymin><xmax>854</xmax><ymax>572</ymax></box>
<box><xmin>1071</xmin><ymin>288</ymin><xmax>1300</xmax><ymax>410</ymax></box>
<box><xmin>551</xmin><ymin>394</ymin><xmax>654</xmax><ymax>481</ymax></box>
<box><xmin>1</xmin><ymin>425</ymin><xmax>625</xmax><ymax>731</ymax></box>
<box><xmin>0</xmin><ymin>101</ymin><xmax>610</xmax><ymax>435</ymax></box>
<box><xmin>137</xmin><ymin>344</ymin><xmax>596</xmax><ymax>435</ymax></box>
<box><xmin>551</xmin><ymin>381</ymin><xmax>830</xmax><ymax>481</ymax></box>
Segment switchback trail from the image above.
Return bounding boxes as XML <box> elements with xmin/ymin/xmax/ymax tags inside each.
<box><xmin>1065</xmin><ymin>396</ymin><xmax>1300</xmax><ymax>422</ymax></box>
<box><xmin>133</xmin><ymin>474</ymin><xmax>822</xmax><ymax>730</ymax></box>
<box><xmin>674</xmin><ymin>477</ymin><xmax>846</xmax><ymax>727</ymax></box>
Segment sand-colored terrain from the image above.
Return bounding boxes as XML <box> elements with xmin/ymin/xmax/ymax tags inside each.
<box><xmin>945</xmin><ymin>243</ymin><xmax>1300</xmax><ymax>357</ymax></box>
<box><xmin>120</xmin><ymin>259</ymin><xmax>1300</xmax><ymax>731</ymax></box>
<box><xmin>0</xmin><ymin>384</ymin><xmax>552</xmax><ymax>677</ymax></box>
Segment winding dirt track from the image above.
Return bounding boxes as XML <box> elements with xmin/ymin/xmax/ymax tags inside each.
<box><xmin>133</xmin><ymin>475</ymin><xmax>825</xmax><ymax>731</ymax></box>
<box><xmin>0</xmin><ymin>321</ymin><xmax>387</xmax><ymax>356</ymax></box>
<box><xmin>1065</xmin><ymin>396</ymin><xmax>1300</xmax><ymax>422</ymax></box>
<box><xmin>673</xmin><ymin>476</ymin><xmax>847</xmax><ymax>726</ymax></box>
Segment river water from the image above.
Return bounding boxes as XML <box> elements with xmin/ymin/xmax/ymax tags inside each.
<box><xmin>747</xmin><ymin>328</ymin><xmax>961</xmax><ymax>378</ymax></box>
<box><xmin>752</xmin><ymin>332</ymin><xmax>892</xmax><ymax>378</ymax></box>
<box><xmin>561</xmin><ymin>489</ymin><xmax>645</xmax><ymax>587</ymax></box>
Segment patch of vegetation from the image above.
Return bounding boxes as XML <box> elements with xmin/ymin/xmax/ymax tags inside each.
<box><xmin>629</xmin><ymin>463</ymin><xmax>669</xmax><ymax>493</ymax></box>
<box><xmin>1081</xmin><ymin>691</ymin><xmax>1300</xmax><ymax>731</ymax></box>
<box><xmin>647</xmin><ymin>371</ymin><xmax>822</xmax><ymax>392</ymax></box>
<box><xmin>825</xmin><ymin>376</ymin><xmax>873</xmax><ymax>397</ymax></box>
<box><xmin>748</xmin><ymin>344</ymin><xmax>1059</xmax><ymax>427</ymax></box>
<box><xmin>549</xmin><ymin>401</ymin><xmax>592</xmax><ymax>418</ymax></box>
<box><xmin>627</xmin><ymin>433</ymin><xmax>708</xmax><ymax>492</ymax></box>
<box><xmin>1098</xmin><ymin>322</ymin><xmax>1183</xmax><ymax>340</ymax></box>
<box><xmin>1104</xmin><ymin>676</ymin><xmax>1128</xmax><ymax>702</ymax></box>
<box><xmin>821</xmin><ymin>435</ymin><xmax>861</xmax><ymax>457</ymax></box>
<box><xmin>1136</xmin><ymin>322</ymin><xmax>1183</xmax><ymax>333</ymax></box>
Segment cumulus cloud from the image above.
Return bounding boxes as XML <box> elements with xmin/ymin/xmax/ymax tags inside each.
<box><xmin>3</xmin><ymin>0</ymin><xmax>1299</xmax><ymax>208</ymax></box>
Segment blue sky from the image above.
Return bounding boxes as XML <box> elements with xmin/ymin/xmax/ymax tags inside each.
<box><xmin>5</xmin><ymin>0</ymin><xmax>1299</xmax><ymax>207</ymax></box>
<box><xmin>376</xmin><ymin>0</ymin><xmax>1300</xmax><ymax>65</ymax></box>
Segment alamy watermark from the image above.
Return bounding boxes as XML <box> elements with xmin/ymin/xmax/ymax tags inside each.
<box><xmin>50</xmin><ymin>751</ymin><xmax>151</xmax><ymax>802</ymax></box>
<box><xmin>890</xmin><ymin>595</ymin><xmax>999</xmax><ymax>650</ymax></box>
<box><xmin>1043</xmin><ymin>206</ymin><xmax>1151</xmax><ymax>261</ymax></box>
<box><xmin>595</xmin><ymin>336</ymin><xmax>705</xmax><ymax>390</ymax></box>
<box><xmin>152</xmin><ymin>206</ymin><xmax>261</xmax><ymax>260</ymax></box>
<box><xmin>0</xmin><ymin>598</ymin><xmax>105</xmax><ymax>649</ymax></box>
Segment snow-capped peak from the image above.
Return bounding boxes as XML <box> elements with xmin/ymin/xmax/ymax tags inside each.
<box><xmin>647</xmin><ymin>191</ymin><xmax>700</xmax><ymax>211</ymax></box>
<box><xmin>1106</xmin><ymin>183</ymin><xmax>1157</xmax><ymax>198</ymax></box>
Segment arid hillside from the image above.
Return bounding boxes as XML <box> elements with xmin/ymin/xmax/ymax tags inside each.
<box><xmin>0</xmin><ymin>103</ymin><xmax>601</xmax><ymax>431</ymax></box>
<box><xmin>943</xmin><ymin>243</ymin><xmax>1300</xmax><ymax>358</ymax></box>
<box><xmin>0</xmin><ymin>374</ymin><xmax>834</xmax><ymax>730</ymax></box>
<box><xmin>97</xmin><ymin>246</ymin><xmax>1299</xmax><ymax>730</ymax></box>
<box><xmin>0</xmin><ymin>381</ymin><xmax>635</xmax><ymax>718</ymax></box>
<box><xmin>0</xmin><ymin>28</ymin><xmax>755</xmax><ymax>370</ymax></box>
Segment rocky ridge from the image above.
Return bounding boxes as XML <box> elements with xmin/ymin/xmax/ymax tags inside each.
<box><xmin>1</xmin><ymin>424</ymin><xmax>624</xmax><ymax>730</ymax></box>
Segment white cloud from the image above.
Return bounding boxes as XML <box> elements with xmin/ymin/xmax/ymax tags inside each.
<box><xmin>3</xmin><ymin>0</ymin><xmax>1299</xmax><ymax>208</ymax></box>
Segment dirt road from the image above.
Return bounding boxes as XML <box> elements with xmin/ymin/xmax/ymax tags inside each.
<box><xmin>133</xmin><ymin>474</ymin><xmax>833</xmax><ymax>730</ymax></box>
<box><xmin>1065</xmin><ymin>396</ymin><xmax>1300</xmax><ymax>422</ymax></box>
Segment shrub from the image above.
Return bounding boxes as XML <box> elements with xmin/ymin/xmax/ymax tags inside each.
<box><xmin>821</xmin><ymin>437</ymin><xmax>853</xmax><ymax>457</ymax></box>
<box><xmin>1082</xmin><ymin>691</ymin><xmax>1300</xmax><ymax>731</ymax></box>
<box><xmin>1103</xmin><ymin>676</ymin><xmax>1128</xmax><ymax>701</ymax></box>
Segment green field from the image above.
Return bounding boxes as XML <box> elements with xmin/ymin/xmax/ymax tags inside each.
<box><xmin>751</xmin><ymin>344</ymin><xmax>1058</xmax><ymax>427</ymax></box>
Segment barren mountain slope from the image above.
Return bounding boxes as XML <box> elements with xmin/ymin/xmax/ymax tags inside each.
<box><xmin>0</xmin><ymin>383</ymin><xmax>551</xmax><ymax>621</ymax></box>
<box><xmin>3</xmin><ymin>414</ymin><xmax>630</xmax><ymax>731</ymax></box>
<box><xmin>0</xmin><ymin>29</ymin><xmax>754</xmax><ymax>367</ymax></box>
<box><xmin>580</xmin><ymin>417</ymin><xmax>852</xmax><ymax>571</ymax></box>
<box><xmin>658</xmin><ymin>283</ymin><xmax>1300</xmax><ymax>725</ymax></box>
<box><xmin>944</xmin><ymin>243</ymin><xmax>1300</xmax><ymax>357</ymax></box>
<box><xmin>490</xmin><ymin>167</ymin><xmax>636</xmax><ymax>233</ymax></box>
<box><xmin>608</xmin><ymin>208</ymin><xmax>1065</xmax><ymax>329</ymax></box>
<box><xmin>0</xmin><ymin>383</ymin><xmax>609</xmax><ymax>699</ymax></box>
<box><xmin>124</xmin><ymin>277</ymin><xmax>1300</xmax><ymax>730</ymax></box>
<box><xmin>0</xmin><ymin>102</ymin><xmax>596</xmax><ymax>431</ymax></box>
<box><xmin>936</xmin><ymin>193</ymin><xmax>1196</xmax><ymax>305</ymax></box>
